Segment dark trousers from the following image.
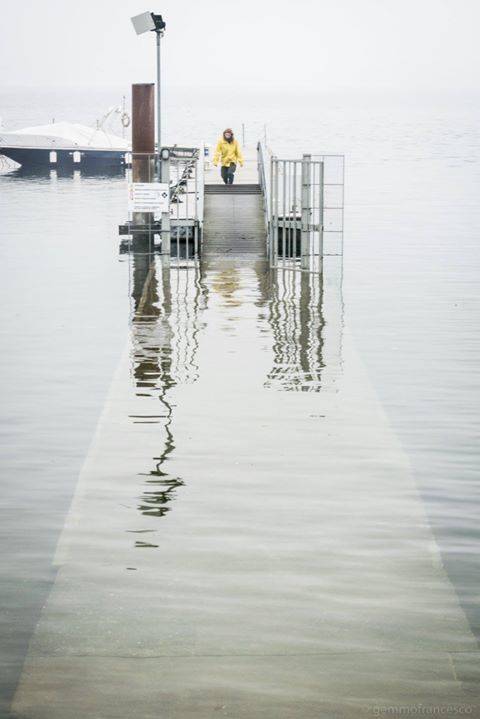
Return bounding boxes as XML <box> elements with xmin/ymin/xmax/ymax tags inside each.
<box><xmin>221</xmin><ymin>163</ymin><xmax>236</xmax><ymax>185</ymax></box>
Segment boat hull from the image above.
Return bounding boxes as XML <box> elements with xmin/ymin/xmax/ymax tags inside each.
<box><xmin>0</xmin><ymin>147</ymin><xmax>129</xmax><ymax>170</ymax></box>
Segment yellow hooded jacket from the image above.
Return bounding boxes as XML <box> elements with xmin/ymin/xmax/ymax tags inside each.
<box><xmin>213</xmin><ymin>137</ymin><xmax>244</xmax><ymax>168</ymax></box>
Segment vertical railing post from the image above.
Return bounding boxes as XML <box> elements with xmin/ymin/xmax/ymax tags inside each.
<box><xmin>258</xmin><ymin>142</ymin><xmax>269</xmax><ymax>241</ymax></box>
<box><xmin>269</xmin><ymin>155</ymin><xmax>274</xmax><ymax>265</ymax></box>
<box><xmin>292</xmin><ymin>161</ymin><xmax>297</xmax><ymax>261</ymax></box>
<box><xmin>301</xmin><ymin>153</ymin><xmax>312</xmax><ymax>270</ymax></box>
<box><xmin>318</xmin><ymin>160</ymin><xmax>324</xmax><ymax>270</ymax></box>
<box><xmin>281</xmin><ymin>160</ymin><xmax>287</xmax><ymax>265</ymax></box>
<box><xmin>271</xmin><ymin>157</ymin><xmax>279</xmax><ymax>267</ymax></box>
<box><xmin>194</xmin><ymin>153</ymin><xmax>199</xmax><ymax>258</ymax></box>
<box><xmin>161</xmin><ymin>154</ymin><xmax>171</xmax><ymax>261</ymax></box>
<box><xmin>196</xmin><ymin>144</ymin><xmax>205</xmax><ymax>257</ymax></box>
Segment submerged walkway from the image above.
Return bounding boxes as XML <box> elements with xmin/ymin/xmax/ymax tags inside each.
<box><xmin>11</xmin><ymin>251</ymin><xmax>480</xmax><ymax>718</ymax></box>
<box><xmin>9</xmin><ymin>147</ymin><xmax>480</xmax><ymax>717</ymax></box>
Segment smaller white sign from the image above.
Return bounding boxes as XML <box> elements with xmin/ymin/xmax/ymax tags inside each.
<box><xmin>128</xmin><ymin>182</ymin><xmax>169</xmax><ymax>218</ymax></box>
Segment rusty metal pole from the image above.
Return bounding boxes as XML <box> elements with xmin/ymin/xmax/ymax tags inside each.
<box><xmin>132</xmin><ymin>83</ymin><xmax>155</xmax><ymax>183</ymax></box>
<box><xmin>131</xmin><ymin>83</ymin><xmax>155</xmax><ymax>256</ymax></box>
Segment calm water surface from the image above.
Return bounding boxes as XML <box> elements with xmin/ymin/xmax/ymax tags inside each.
<box><xmin>0</xmin><ymin>88</ymin><xmax>479</xmax><ymax>717</ymax></box>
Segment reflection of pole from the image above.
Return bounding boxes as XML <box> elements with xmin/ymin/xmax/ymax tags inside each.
<box><xmin>132</xmin><ymin>248</ymin><xmax>156</xmax><ymax>314</ymax></box>
<box><xmin>131</xmin><ymin>257</ymin><xmax>179</xmax><ymax>521</ymax></box>
<box><xmin>299</xmin><ymin>271</ymin><xmax>312</xmax><ymax>379</ymax></box>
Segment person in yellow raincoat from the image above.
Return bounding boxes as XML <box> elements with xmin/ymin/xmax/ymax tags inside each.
<box><xmin>213</xmin><ymin>128</ymin><xmax>244</xmax><ymax>185</ymax></box>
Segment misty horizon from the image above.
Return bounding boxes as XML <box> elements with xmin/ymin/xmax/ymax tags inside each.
<box><xmin>1</xmin><ymin>0</ymin><xmax>479</xmax><ymax>93</ymax></box>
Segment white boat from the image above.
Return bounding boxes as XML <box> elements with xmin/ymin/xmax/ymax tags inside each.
<box><xmin>0</xmin><ymin>119</ymin><xmax>130</xmax><ymax>171</ymax></box>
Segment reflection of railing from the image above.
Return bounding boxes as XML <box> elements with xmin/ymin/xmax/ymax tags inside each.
<box><xmin>265</xmin><ymin>256</ymin><xmax>344</xmax><ymax>392</ymax></box>
<box><xmin>257</xmin><ymin>145</ymin><xmax>344</xmax><ymax>273</ymax></box>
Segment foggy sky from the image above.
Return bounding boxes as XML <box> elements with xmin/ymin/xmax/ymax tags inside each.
<box><xmin>1</xmin><ymin>0</ymin><xmax>479</xmax><ymax>93</ymax></box>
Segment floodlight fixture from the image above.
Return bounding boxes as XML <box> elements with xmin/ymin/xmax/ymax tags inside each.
<box><xmin>131</xmin><ymin>12</ymin><xmax>156</xmax><ymax>35</ymax></box>
<box><xmin>151</xmin><ymin>14</ymin><xmax>166</xmax><ymax>32</ymax></box>
<box><xmin>130</xmin><ymin>12</ymin><xmax>167</xmax><ymax>160</ymax></box>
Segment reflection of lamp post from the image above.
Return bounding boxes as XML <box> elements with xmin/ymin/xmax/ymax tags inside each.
<box><xmin>131</xmin><ymin>11</ymin><xmax>166</xmax><ymax>154</ymax></box>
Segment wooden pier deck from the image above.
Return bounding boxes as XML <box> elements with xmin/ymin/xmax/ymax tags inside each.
<box><xmin>203</xmin><ymin>147</ymin><xmax>266</xmax><ymax>257</ymax></box>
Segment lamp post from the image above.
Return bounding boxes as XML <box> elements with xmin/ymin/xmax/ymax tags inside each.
<box><xmin>130</xmin><ymin>11</ymin><xmax>170</xmax><ymax>260</ymax></box>
<box><xmin>131</xmin><ymin>11</ymin><xmax>166</xmax><ymax>155</ymax></box>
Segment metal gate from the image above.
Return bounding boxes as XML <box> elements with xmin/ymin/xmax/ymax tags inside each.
<box><xmin>121</xmin><ymin>146</ymin><xmax>204</xmax><ymax>265</ymax></box>
<box><xmin>258</xmin><ymin>144</ymin><xmax>344</xmax><ymax>273</ymax></box>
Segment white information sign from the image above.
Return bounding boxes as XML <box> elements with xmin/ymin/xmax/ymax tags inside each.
<box><xmin>128</xmin><ymin>182</ymin><xmax>169</xmax><ymax>218</ymax></box>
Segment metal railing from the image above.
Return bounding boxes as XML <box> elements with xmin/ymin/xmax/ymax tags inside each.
<box><xmin>123</xmin><ymin>146</ymin><xmax>205</xmax><ymax>262</ymax></box>
<box><xmin>257</xmin><ymin>141</ymin><xmax>272</xmax><ymax>237</ymax></box>
<box><xmin>168</xmin><ymin>148</ymin><xmax>202</xmax><ymax>260</ymax></box>
<box><xmin>312</xmin><ymin>153</ymin><xmax>344</xmax><ymax>257</ymax></box>
<box><xmin>257</xmin><ymin>143</ymin><xmax>344</xmax><ymax>272</ymax></box>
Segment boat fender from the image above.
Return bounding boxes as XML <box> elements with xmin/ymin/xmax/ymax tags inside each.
<box><xmin>121</xmin><ymin>112</ymin><xmax>131</xmax><ymax>128</ymax></box>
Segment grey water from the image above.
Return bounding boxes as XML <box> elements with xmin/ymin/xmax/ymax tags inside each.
<box><xmin>0</xmin><ymin>87</ymin><xmax>479</xmax><ymax>717</ymax></box>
